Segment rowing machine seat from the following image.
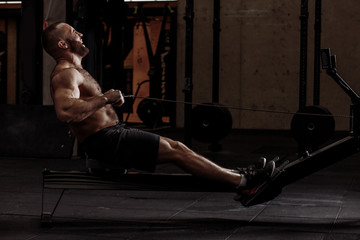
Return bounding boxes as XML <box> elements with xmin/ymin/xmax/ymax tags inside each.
<box><xmin>86</xmin><ymin>156</ymin><xmax>128</xmax><ymax>175</ymax></box>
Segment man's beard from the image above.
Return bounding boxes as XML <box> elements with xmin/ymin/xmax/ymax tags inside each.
<box><xmin>67</xmin><ymin>39</ymin><xmax>89</xmax><ymax>57</ymax></box>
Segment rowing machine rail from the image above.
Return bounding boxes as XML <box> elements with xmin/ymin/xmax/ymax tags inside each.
<box><xmin>41</xmin><ymin>168</ymin><xmax>235</xmax><ymax>226</ymax></box>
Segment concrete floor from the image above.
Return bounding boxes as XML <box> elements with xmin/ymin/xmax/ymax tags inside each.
<box><xmin>1</xmin><ymin>129</ymin><xmax>360</xmax><ymax>240</ymax></box>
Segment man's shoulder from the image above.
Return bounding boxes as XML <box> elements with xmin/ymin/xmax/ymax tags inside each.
<box><xmin>51</xmin><ymin>66</ymin><xmax>81</xmax><ymax>80</ymax></box>
<box><xmin>51</xmin><ymin>66</ymin><xmax>85</xmax><ymax>90</ymax></box>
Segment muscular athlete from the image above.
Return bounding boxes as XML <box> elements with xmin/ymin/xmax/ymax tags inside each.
<box><xmin>42</xmin><ymin>22</ymin><xmax>274</xmax><ymax>196</ymax></box>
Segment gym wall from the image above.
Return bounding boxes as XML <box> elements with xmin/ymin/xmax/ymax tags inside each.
<box><xmin>42</xmin><ymin>0</ymin><xmax>66</xmax><ymax>105</ymax></box>
<box><xmin>176</xmin><ymin>0</ymin><xmax>360</xmax><ymax>131</ymax></box>
<box><xmin>40</xmin><ymin>0</ymin><xmax>360</xmax><ymax>131</ymax></box>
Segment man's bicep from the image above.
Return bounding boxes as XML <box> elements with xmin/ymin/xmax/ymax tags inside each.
<box><xmin>52</xmin><ymin>74</ymin><xmax>81</xmax><ymax>114</ymax></box>
<box><xmin>52</xmin><ymin>86</ymin><xmax>87</xmax><ymax>123</ymax></box>
<box><xmin>52</xmin><ymin>70</ymin><xmax>81</xmax><ymax>102</ymax></box>
<box><xmin>52</xmin><ymin>88</ymin><xmax>78</xmax><ymax>112</ymax></box>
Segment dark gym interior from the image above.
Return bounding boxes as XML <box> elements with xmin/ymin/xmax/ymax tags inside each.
<box><xmin>2</xmin><ymin>0</ymin><xmax>360</xmax><ymax>239</ymax></box>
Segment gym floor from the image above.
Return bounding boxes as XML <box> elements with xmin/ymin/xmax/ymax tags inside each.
<box><xmin>1</xmin><ymin>129</ymin><xmax>360</xmax><ymax>240</ymax></box>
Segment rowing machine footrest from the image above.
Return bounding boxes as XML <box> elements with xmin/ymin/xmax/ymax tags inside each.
<box><xmin>238</xmin><ymin>160</ymin><xmax>289</xmax><ymax>207</ymax></box>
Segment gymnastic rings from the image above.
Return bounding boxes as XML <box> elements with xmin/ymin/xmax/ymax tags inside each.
<box><xmin>191</xmin><ymin>103</ymin><xmax>232</xmax><ymax>143</ymax></box>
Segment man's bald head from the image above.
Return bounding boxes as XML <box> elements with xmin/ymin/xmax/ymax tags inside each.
<box><xmin>42</xmin><ymin>22</ymin><xmax>68</xmax><ymax>59</ymax></box>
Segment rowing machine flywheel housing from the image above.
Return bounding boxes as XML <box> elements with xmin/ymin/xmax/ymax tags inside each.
<box><xmin>291</xmin><ymin>105</ymin><xmax>335</xmax><ymax>150</ymax></box>
<box><xmin>191</xmin><ymin>103</ymin><xmax>232</xmax><ymax>143</ymax></box>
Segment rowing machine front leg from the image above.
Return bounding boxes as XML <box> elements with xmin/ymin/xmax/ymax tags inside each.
<box><xmin>238</xmin><ymin>136</ymin><xmax>359</xmax><ymax>207</ymax></box>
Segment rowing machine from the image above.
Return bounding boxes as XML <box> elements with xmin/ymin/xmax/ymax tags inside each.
<box><xmin>238</xmin><ymin>48</ymin><xmax>360</xmax><ymax>207</ymax></box>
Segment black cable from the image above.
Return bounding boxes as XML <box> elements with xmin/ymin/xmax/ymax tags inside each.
<box><xmin>123</xmin><ymin>95</ymin><xmax>351</xmax><ymax>119</ymax></box>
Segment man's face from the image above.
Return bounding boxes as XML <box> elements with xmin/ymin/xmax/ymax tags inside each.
<box><xmin>64</xmin><ymin>24</ymin><xmax>89</xmax><ymax>57</ymax></box>
<box><xmin>67</xmin><ymin>39</ymin><xmax>89</xmax><ymax>57</ymax></box>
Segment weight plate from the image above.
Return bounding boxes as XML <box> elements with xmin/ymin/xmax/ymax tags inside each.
<box><xmin>191</xmin><ymin>103</ymin><xmax>232</xmax><ymax>143</ymax></box>
<box><xmin>291</xmin><ymin>105</ymin><xmax>335</xmax><ymax>149</ymax></box>
<box><xmin>137</xmin><ymin>99</ymin><xmax>163</xmax><ymax>127</ymax></box>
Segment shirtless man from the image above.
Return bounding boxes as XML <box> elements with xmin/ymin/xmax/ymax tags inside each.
<box><xmin>42</xmin><ymin>22</ymin><xmax>275</xmax><ymax>198</ymax></box>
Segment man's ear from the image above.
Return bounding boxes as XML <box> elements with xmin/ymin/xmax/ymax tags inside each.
<box><xmin>57</xmin><ymin>40</ymin><xmax>68</xmax><ymax>49</ymax></box>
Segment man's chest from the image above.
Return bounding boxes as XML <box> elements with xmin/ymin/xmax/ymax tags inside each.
<box><xmin>77</xmin><ymin>69</ymin><xmax>102</xmax><ymax>97</ymax></box>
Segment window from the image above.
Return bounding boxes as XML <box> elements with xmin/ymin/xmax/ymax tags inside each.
<box><xmin>0</xmin><ymin>1</ymin><xmax>22</xmax><ymax>4</ymax></box>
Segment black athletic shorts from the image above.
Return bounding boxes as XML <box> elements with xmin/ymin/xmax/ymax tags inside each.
<box><xmin>81</xmin><ymin>124</ymin><xmax>160</xmax><ymax>172</ymax></box>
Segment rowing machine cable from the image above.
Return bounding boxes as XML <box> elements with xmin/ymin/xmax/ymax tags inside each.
<box><xmin>123</xmin><ymin>95</ymin><xmax>351</xmax><ymax>119</ymax></box>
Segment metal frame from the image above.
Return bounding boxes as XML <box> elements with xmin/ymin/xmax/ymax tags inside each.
<box><xmin>239</xmin><ymin>49</ymin><xmax>360</xmax><ymax>206</ymax></box>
